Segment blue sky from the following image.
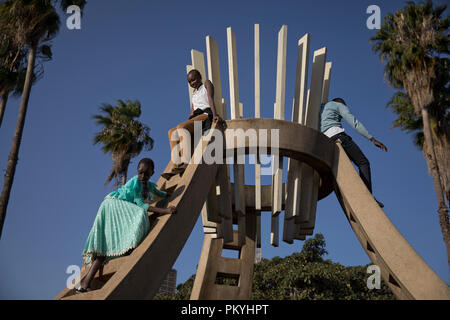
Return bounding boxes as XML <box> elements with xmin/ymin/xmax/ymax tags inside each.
<box><xmin>0</xmin><ymin>0</ymin><xmax>448</xmax><ymax>299</ymax></box>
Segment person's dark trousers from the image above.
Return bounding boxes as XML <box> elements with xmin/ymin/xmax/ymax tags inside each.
<box><xmin>331</xmin><ymin>132</ymin><xmax>373</xmax><ymax>193</ymax></box>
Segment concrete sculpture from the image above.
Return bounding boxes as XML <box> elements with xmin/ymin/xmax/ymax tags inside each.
<box><xmin>55</xmin><ymin>25</ymin><xmax>450</xmax><ymax>300</ymax></box>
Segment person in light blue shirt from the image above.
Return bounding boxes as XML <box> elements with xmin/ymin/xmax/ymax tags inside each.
<box><xmin>320</xmin><ymin>98</ymin><xmax>387</xmax><ymax>207</ymax></box>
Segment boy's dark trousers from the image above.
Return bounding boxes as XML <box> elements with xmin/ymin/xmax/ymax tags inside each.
<box><xmin>331</xmin><ymin>132</ymin><xmax>372</xmax><ymax>193</ymax></box>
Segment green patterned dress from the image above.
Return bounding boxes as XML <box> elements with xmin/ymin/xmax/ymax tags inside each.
<box><xmin>82</xmin><ymin>176</ymin><xmax>167</xmax><ymax>266</ymax></box>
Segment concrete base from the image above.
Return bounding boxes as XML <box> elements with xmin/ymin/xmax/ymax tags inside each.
<box><xmin>190</xmin><ymin>211</ymin><xmax>257</xmax><ymax>300</ymax></box>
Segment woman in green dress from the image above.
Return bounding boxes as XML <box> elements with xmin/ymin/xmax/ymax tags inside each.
<box><xmin>76</xmin><ymin>158</ymin><xmax>176</xmax><ymax>292</ymax></box>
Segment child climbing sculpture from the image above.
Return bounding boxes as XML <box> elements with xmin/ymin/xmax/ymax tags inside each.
<box><xmin>320</xmin><ymin>98</ymin><xmax>387</xmax><ymax>207</ymax></box>
<box><xmin>165</xmin><ymin>69</ymin><xmax>220</xmax><ymax>178</ymax></box>
<box><xmin>76</xmin><ymin>158</ymin><xmax>176</xmax><ymax>292</ymax></box>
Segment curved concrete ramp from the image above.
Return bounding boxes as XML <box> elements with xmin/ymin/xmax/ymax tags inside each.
<box><xmin>333</xmin><ymin>143</ymin><xmax>450</xmax><ymax>300</ymax></box>
<box><xmin>55</xmin><ymin>126</ymin><xmax>220</xmax><ymax>300</ymax></box>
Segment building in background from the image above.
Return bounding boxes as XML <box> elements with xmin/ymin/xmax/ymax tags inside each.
<box><xmin>158</xmin><ymin>269</ymin><xmax>177</xmax><ymax>295</ymax></box>
<box><xmin>255</xmin><ymin>247</ymin><xmax>262</xmax><ymax>263</ymax></box>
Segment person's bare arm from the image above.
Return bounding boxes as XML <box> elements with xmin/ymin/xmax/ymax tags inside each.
<box><xmin>204</xmin><ymin>80</ymin><xmax>219</xmax><ymax>122</ymax></box>
<box><xmin>369</xmin><ymin>137</ymin><xmax>388</xmax><ymax>152</ymax></box>
<box><xmin>148</xmin><ymin>206</ymin><xmax>177</xmax><ymax>216</ymax></box>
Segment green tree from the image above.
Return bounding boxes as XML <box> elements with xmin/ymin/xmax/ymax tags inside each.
<box><xmin>371</xmin><ymin>0</ymin><xmax>450</xmax><ymax>266</ymax></box>
<box><xmin>93</xmin><ymin>99</ymin><xmax>154</xmax><ymax>186</ymax></box>
<box><xmin>155</xmin><ymin>234</ymin><xmax>394</xmax><ymax>300</ymax></box>
<box><xmin>300</xmin><ymin>232</ymin><xmax>328</xmax><ymax>262</ymax></box>
<box><xmin>0</xmin><ymin>0</ymin><xmax>87</xmax><ymax>239</ymax></box>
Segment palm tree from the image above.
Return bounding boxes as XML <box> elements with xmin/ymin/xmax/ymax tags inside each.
<box><xmin>93</xmin><ymin>99</ymin><xmax>154</xmax><ymax>187</ymax></box>
<box><xmin>387</xmin><ymin>91</ymin><xmax>424</xmax><ymax>148</ymax></box>
<box><xmin>371</xmin><ymin>0</ymin><xmax>450</xmax><ymax>265</ymax></box>
<box><xmin>0</xmin><ymin>34</ymin><xmax>50</xmax><ymax>128</ymax></box>
<box><xmin>0</xmin><ymin>0</ymin><xmax>86</xmax><ymax>239</ymax></box>
<box><xmin>387</xmin><ymin>58</ymin><xmax>450</xmax><ymax>199</ymax></box>
<box><xmin>0</xmin><ymin>28</ymin><xmax>23</xmax><ymax>127</ymax></box>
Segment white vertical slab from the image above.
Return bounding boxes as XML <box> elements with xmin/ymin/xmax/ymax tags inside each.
<box><xmin>239</xmin><ymin>102</ymin><xmax>243</xmax><ymax>118</ymax></box>
<box><xmin>272</xmin><ymin>102</ymin><xmax>283</xmax><ymax>216</ymax></box>
<box><xmin>321</xmin><ymin>62</ymin><xmax>332</xmax><ymax>104</ymax></box>
<box><xmin>233</xmin><ymin>161</ymin><xmax>246</xmax><ymax>216</ymax></box>
<box><xmin>296</xmin><ymin>164</ymin><xmax>314</xmax><ymax>224</ymax></box>
<box><xmin>192</xmin><ymin>50</ymin><xmax>222</xmax><ymax>223</ymax></box>
<box><xmin>191</xmin><ymin>49</ymin><xmax>207</xmax><ymax>82</ymax></box>
<box><xmin>227</xmin><ymin>27</ymin><xmax>245</xmax><ymax>217</ymax></box>
<box><xmin>274</xmin><ymin>25</ymin><xmax>287</xmax><ymax>120</ymax></box>
<box><xmin>255</xmin><ymin>158</ymin><xmax>261</xmax><ymax>211</ymax></box>
<box><xmin>283</xmin><ymin>198</ymin><xmax>295</xmax><ymax>244</ymax></box>
<box><xmin>206</xmin><ymin>181</ymin><xmax>221</xmax><ymax>223</ymax></box>
<box><xmin>216</xmin><ymin>164</ymin><xmax>232</xmax><ymax>220</ymax></box>
<box><xmin>201</xmin><ymin>203</ymin><xmax>222</xmax><ymax>240</ymax></box>
<box><xmin>272</xmin><ymin>26</ymin><xmax>287</xmax><ymax>218</ymax></box>
<box><xmin>296</xmin><ymin>48</ymin><xmax>327</xmax><ymax>228</ymax></box>
<box><xmin>304</xmin><ymin>47</ymin><xmax>326</xmax><ymax>130</ymax></box>
<box><xmin>283</xmin><ymin>219</ymin><xmax>295</xmax><ymax>244</ymax></box>
<box><xmin>221</xmin><ymin>98</ymin><xmax>234</xmax><ymax>238</ymax></box>
<box><xmin>298</xmin><ymin>171</ymin><xmax>320</xmax><ymax>235</ymax></box>
<box><xmin>304</xmin><ymin>89</ymin><xmax>310</xmax><ymax>123</ymax></box>
<box><xmin>206</xmin><ymin>36</ymin><xmax>225</xmax><ymax>119</ymax></box>
<box><xmin>298</xmin><ymin>61</ymin><xmax>332</xmax><ymax>236</ymax></box>
<box><xmin>227</xmin><ymin>27</ymin><xmax>240</xmax><ymax>120</ymax></box>
<box><xmin>272</xmin><ymin>157</ymin><xmax>283</xmax><ymax>217</ymax></box>
<box><xmin>284</xmin><ymin>118</ymin><xmax>299</xmax><ymax>242</ymax></box>
<box><xmin>238</xmin><ymin>215</ymin><xmax>246</xmax><ymax>247</ymax></box>
<box><xmin>292</xmin><ymin>33</ymin><xmax>310</xmax><ymax>125</ymax></box>
<box><xmin>271</xmin><ymin>216</ymin><xmax>279</xmax><ymax>247</ymax></box>
<box><xmin>205</xmin><ymin>37</ymin><xmax>233</xmax><ymax>226</ymax></box>
<box><xmin>186</xmin><ymin>65</ymin><xmax>194</xmax><ymax>106</ymax></box>
<box><xmin>256</xmin><ymin>214</ymin><xmax>261</xmax><ymax>248</ymax></box>
<box><xmin>285</xmin><ymin>33</ymin><xmax>310</xmax><ymax>224</ymax></box>
<box><xmin>254</xmin><ymin>24</ymin><xmax>262</xmax><ymax>211</ymax></box>
<box><xmin>221</xmin><ymin>212</ymin><xmax>234</xmax><ymax>243</ymax></box>
<box><xmin>285</xmin><ymin>108</ymin><xmax>300</xmax><ymax>222</ymax></box>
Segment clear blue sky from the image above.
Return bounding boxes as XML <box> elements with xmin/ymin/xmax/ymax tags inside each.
<box><xmin>0</xmin><ymin>0</ymin><xmax>448</xmax><ymax>299</ymax></box>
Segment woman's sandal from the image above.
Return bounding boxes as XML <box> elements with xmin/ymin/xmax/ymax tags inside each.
<box><xmin>75</xmin><ymin>286</ymin><xmax>89</xmax><ymax>293</ymax></box>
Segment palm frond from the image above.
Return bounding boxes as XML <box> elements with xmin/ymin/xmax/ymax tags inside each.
<box><xmin>92</xmin><ymin>99</ymin><xmax>154</xmax><ymax>185</ymax></box>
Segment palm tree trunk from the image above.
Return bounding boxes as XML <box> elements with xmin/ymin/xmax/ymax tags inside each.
<box><xmin>0</xmin><ymin>94</ymin><xmax>8</xmax><ymax>128</ymax></box>
<box><xmin>421</xmin><ymin>107</ymin><xmax>450</xmax><ymax>266</ymax></box>
<box><xmin>0</xmin><ymin>45</ymin><xmax>37</xmax><ymax>239</ymax></box>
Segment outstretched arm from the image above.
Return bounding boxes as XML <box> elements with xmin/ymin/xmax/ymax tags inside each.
<box><xmin>370</xmin><ymin>137</ymin><xmax>388</xmax><ymax>152</ymax></box>
<box><xmin>337</xmin><ymin>103</ymin><xmax>373</xmax><ymax>140</ymax></box>
<box><xmin>337</xmin><ymin>103</ymin><xmax>388</xmax><ymax>152</ymax></box>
